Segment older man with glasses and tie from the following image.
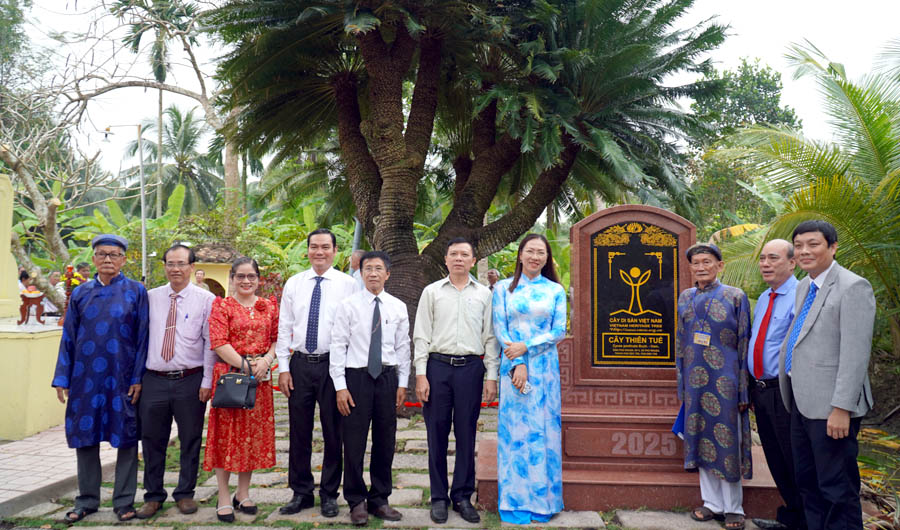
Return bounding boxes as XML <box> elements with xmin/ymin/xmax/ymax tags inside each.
<box><xmin>330</xmin><ymin>251</ymin><xmax>410</xmax><ymax>526</ymax></box>
<box><xmin>136</xmin><ymin>244</ymin><xmax>216</xmax><ymax>519</ymax></box>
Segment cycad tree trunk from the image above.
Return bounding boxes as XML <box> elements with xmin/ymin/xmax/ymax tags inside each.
<box><xmin>156</xmin><ymin>88</ymin><xmax>164</xmax><ymax>217</ymax></box>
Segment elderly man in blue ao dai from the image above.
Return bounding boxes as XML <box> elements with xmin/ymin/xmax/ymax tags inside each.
<box><xmin>676</xmin><ymin>243</ymin><xmax>752</xmax><ymax>530</ymax></box>
<box><xmin>51</xmin><ymin>234</ymin><xmax>149</xmax><ymax>523</ymax></box>
<box><xmin>491</xmin><ymin>234</ymin><xmax>567</xmax><ymax>526</ymax></box>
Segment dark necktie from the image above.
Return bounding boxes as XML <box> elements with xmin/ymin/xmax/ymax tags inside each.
<box><xmin>161</xmin><ymin>292</ymin><xmax>178</xmax><ymax>362</ymax></box>
<box><xmin>305</xmin><ymin>276</ymin><xmax>324</xmax><ymax>353</ymax></box>
<box><xmin>753</xmin><ymin>291</ymin><xmax>778</xmax><ymax>379</ymax></box>
<box><xmin>368</xmin><ymin>297</ymin><xmax>382</xmax><ymax>379</ymax></box>
<box><xmin>784</xmin><ymin>282</ymin><xmax>819</xmax><ymax>374</ymax></box>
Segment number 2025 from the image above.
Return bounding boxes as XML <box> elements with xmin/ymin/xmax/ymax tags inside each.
<box><xmin>610</xmin><ymin>431</ymin><xmax>677</xmax><ymax>457</ymax></box>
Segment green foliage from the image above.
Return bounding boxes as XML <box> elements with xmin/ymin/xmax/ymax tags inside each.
<box><xmin>121</xmin><ymin>105</ymin><xmax>224</xmax><ymax>215</ymax></box>
<box><xmin>689</xmin><ymin>58</ymin><xmax>800</xmax><ymax>239</ymax></box>
<box><xmin>715</xmin><ymin>42</ymin><xmax>900</xmax><ymax>355</ymax></box>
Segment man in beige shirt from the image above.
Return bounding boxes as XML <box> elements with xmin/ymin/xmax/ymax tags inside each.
<box><xmin>414</xmin><ymin>237</ymin><xmax>499</xmax><ymax>525</ymax></box>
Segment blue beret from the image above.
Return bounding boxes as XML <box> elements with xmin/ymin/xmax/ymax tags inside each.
<box><xmin>91</xmin><ymin>234</ymin><xmax>128</xmax><ymax>251</ymax></box>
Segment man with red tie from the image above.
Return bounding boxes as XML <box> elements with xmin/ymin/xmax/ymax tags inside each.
<box><xmin>748</xmin><ymin>239</ymin><xmax>805</xmax><ymax>530</ymax></box>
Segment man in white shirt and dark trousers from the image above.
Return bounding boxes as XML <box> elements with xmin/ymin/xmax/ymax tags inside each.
<box><xmin>276</xmin><ymin>229</ymin><xmax>358</xmax><ymax>517</ymax></box>
<box><xmin>330</xmin><ymin>251</ymin><xmax>410</xmax><ymax>526</ymax></box>
<box><xmin>414</xmin><ymin>237</ymin><xmax>498</xmax><ymax>524</ymax></box>
<box><xmin>137</xmin><ymin>244</ymin><xmax>216</xmax><ymax>518</ymax></box>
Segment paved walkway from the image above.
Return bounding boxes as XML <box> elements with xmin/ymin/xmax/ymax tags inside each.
<box><xmin>1</xmin><ymin>392</ymin><xmax>778</xmax><ymax>529</ymax></box>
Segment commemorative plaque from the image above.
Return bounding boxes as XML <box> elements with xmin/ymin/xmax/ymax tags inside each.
<box><xmin>591</xmin><ymin>222</ymin><xmax>677</xmax><ymax>367</ymax></box>
<box><xmin>477</xmin><ymin>205</ymin><xmax>781</xmax><ymax>516</ymax></box>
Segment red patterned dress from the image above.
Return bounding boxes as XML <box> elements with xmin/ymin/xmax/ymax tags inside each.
<box><xmin>203</xmin><ymin>296</ymin><xmax>278</xmax><ymax>472</ymax></box>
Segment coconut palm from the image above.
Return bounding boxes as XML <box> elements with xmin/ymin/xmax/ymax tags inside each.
<box><xmin>112</xmin><ymin>0</ymin><xmax>200</xmax><ymax>217</ymax></box>
<box><xmin>713</xmin><ymin>41</ymin><xmax>900</xmax><ymax>354</ymax></box>
<box><xmin>122</xmin><ymin>105</ymin><xmax>223</xmax><ymax>214</ymax></box>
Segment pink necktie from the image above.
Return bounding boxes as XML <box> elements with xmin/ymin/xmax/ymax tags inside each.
<box><xmin>161</xmin><ymin>293</ymin><xmax>178</xmax><ymax>362</ymax></box>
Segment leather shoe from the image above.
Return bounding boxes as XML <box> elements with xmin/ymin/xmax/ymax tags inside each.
<box><xmin>176</xmin><ymin>498</ymin><xmax>198</xmax><ymax>514</ymax></box>
<box><xmin>430</xmin><ymin>500</ymin><xmax>448</xmax><ymax>523</ymax></box>
<box><xmin>453</xmin><ymin>499</ymin><xmax>480</xmax><ymax>523</ymax></box>
<box><xmin>751</xmin><ymin>519</ymin><xmax>789</xmax><ymax>530</ymax></box>
<box><xmin>320</xmin><ymin>497</ymin><xmax>338</xmax><ymax>518</ymax></box>
<box><xmin>350</xmin><ymin>503</ymin><xmax>368</xmax><ymax>526</ymax></box>
<box><xmin>368</xmin><ymin>503</ymin><xmax>402</xmax><ymax>521</ymax></box>
<box><xmin>136</xmin><ymin>501</ymin><xmax>161</xmax><ymax>519</ymax></box>
<box><xmin>279</xmin><ymin>495</ymin><xmax>314</xmax><ymax>515</ymax></box>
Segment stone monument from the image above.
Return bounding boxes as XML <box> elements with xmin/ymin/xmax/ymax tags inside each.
<box><xmin>476</xmin><ymin>205</ymin><xmax>780</xmax><ymax>515</ymax></box>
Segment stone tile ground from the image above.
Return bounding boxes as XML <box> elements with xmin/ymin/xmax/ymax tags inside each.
<box><xmin>2</xmin><ymin>392</ymin><xmax>713</xmax><ymax>529</ymax></box>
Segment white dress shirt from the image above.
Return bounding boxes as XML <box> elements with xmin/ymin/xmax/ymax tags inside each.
<box><xmin>329</xmin><ymin>288</ymin><xmax>411</xmax><ymax>391</ymax></box>
<box><xmin>275</xmin><ymin>266</ymin><xmax>359</xmax><ymax>373</ymax></box>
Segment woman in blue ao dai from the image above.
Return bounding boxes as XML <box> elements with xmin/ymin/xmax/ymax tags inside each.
<box><xmin>491</xmin><ymin>234</ymin><xmax>567</xmax><ymax>525</ymax></box>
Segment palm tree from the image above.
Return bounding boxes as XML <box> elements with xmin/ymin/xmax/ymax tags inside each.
<box><xmin>112</xmin><ymin>0</ymin><xmax>199</xmax><ymax>217</ymax></box>
<box><xmin>714</xmin><ymin>41</ymin><xmax>900</xmax><ymax>355</ymax></box>
<box><xmin>123</xmin><ymin>105</ymin><xmax>223</xmax><ymax>214</ymax></box>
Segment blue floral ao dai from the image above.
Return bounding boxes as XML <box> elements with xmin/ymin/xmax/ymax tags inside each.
<box><xmin>492</xmin><ymin>274</ymin><xmax>566</xmax><ymax>521</ymax></box>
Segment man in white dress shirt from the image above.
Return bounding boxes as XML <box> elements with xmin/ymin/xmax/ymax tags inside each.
<box><xmin>330</xmin><ymin>251</ymin><xmax>410</xmax><ymax>526</ymax></box>
<box><xmin>276</xmin><ymin>228</ymin><xmax>358</xmax><ymax>517</ymax></box>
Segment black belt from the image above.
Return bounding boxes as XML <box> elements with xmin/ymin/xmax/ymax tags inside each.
<box><xmin>347</xmin><ymin>365</ymin><xmax>396</xmax><ymax>374</ymax></box>
<box><xmin>429</xmin><ymin>352</ymin><xmax>482</xmax><ymax>367</ymax></box>
<box><xmin>148</xmin><ymin>366</ymin><xmax>203</xmax><ymax>380</ymax></box>
<box><xmin>293</xmin><ymin>351</ymin><xmax>329</xmax><ymax>364</ymax></box>
<box><xmin>753</xmin><ymin>377</ymin><xmax>779</xmax><ymax>390</ymax></box>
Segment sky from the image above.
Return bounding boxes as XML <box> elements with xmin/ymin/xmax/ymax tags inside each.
<box><xmin>21</xmin><ymin>0</ymin><xmax>900</xmax><ymax>174</ymax></box>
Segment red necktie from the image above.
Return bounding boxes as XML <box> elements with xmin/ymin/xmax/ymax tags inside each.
<box><xmin>753</xmin><ymin>291</ymin><xmax>778</xmax><ymax>379</ymax></box>
<box><xmin>161</xmin><ymin>292</ymin><xmax>178</xmax><ymax>362</ymax></box>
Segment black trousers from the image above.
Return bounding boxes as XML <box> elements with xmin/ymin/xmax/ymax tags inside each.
<box><xmin>287</xmin><ymin>353</ymin><xmax>342</xmax><ymax>500</ymax></box>
<box><xmin>138</xmin><ymin>370</ymin><xmax>207</xmax><ymax>503</ymax></box>
<box><xmin>791</xmin><ymin>404</ymin><xmax>863</xmax><ymax>530</ymax></box>
<box><xmin>423</xmin><ymin>356</ymin><xmax>484</xmax><ymax>504</ymax></box>
<box><xmin>341</xmin><ymin>367</ymin><xmax>397</xmax><ymax>509</ymax></box>
<box><xmin>751</xmin><ymin>381</ymin><xmax>806</xmax><ymax>529</ymax></box>
<box><xmin>76</xmin><ymin>444</ymin><xmax>138</xmax><ymax>511</ymax></box>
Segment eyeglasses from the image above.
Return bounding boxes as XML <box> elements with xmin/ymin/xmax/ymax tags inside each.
<box><xmin>234</xmin><ymin>273</ymin><xmax>259</xmax><ymax>281</ymax></box>
<box><xmin>165</xmin><ymin>262</ymin><xmax>190</xmax><ymax>269</ymax></box>
<box><xmin>522</xmin><ymin>249</ymin><xmax>547</xmax><ymax>257</ymax></box>
<box><xmin>362</xmin><ymin>266</ymin><xmax>386</xmax><ymax>273</ymax></box>
<box><xmin>95</xmin><ymin>252</ymin><xmax>124</xmax><ymax>260</ymax></box>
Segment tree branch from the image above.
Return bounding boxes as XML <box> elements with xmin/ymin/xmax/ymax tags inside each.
<box><xmin>476</xmin><ymin>136</ymin><xmax>580</xmax><ymax>257</ymax></box>
<box><xmin>332</xmin><ymin>72</ymin><xmax>382</xmax><ymax>240</ymax></box>
<box><xmin>404</xmin><ymin>34</ymin><xmax>442</xmax><ymax>161</ymax></box>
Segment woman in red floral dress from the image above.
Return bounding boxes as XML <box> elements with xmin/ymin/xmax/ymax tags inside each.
<box><xmin>204</xmin><ymin>257</ymin><xmax>278</xmax><ymax>522</ymax></box>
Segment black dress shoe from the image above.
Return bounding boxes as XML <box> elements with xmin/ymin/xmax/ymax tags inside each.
<box><xmin>320</xmin><ymin>497</ymin><xmax>339</xmax><ymax>518</ymax></box>
<box><xmin>752</xmin><ymin>518</ymin><xmax>790</xmax><ymax>530</ymax></box>
<box><xmin>430</xmin><ymin>500</ymin><xmax>448</xmax><ymax>523</ymax></box>
<box><xmin>453</xmin><ymin>499</ymin><xmax>481</xmax><ymax>523</ymax></box>
<box><xmin>279</xmin><ymin>495</ymin><xmax>315</xmax><ymax>515</ymax></box>
<box><xmin>350</xmin><ymin>503</ymin><xmax>368</xmax><ymax>526</ymax></box>
<box><xmin>368</xmin><ymin>503</ymin><xmax>402</xmax><ymax>521</ymax></box>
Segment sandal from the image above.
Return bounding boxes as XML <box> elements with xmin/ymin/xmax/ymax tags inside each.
<box><xmin>114</xmin><ymin>505</ymin><xmax>137</xmax><ymax>522</ymax></box>
<box><xmin>64</xmin><ymin>507</ymin><xmax>97</xmax><ymax>523</ymax></box>
<box><xmin>725</xmin><ymin>513</ymin><xmax>745</xmax><ymax>530</ymax></box>
<box><xmin>233</xmin><ymin>495</ymin><xmax>258</xmax><ymax>515</ymax></box>
<box><xmin>690</xmin><ymin>506</ymin><xmax>724</xmax><ymax>522</ymax></box>
<box><xmin>216</xmin><ymin>505</ymin><xmax>235</xmax><ymax>523</ymax></box>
